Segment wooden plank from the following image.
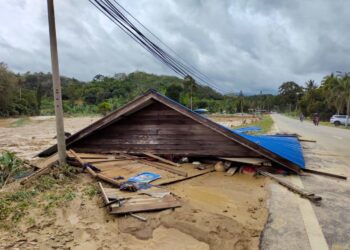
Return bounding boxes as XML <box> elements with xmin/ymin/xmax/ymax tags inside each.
<box><xmin>157</xmin><ymin>167</ymin><xmax>215</xmax><ymax>186</ymax></box>
<box><xmin>258</xmin><ymin>170</ymin><xmax>322</xmax><ymax>203</ymax></box>
<box><xmin>139</xmin><ymin>160</ymin><xmax>187</xmax><ymax>177</ymax></box>
<box><xmin>302</xmin><ymin>168</ymin><xmax>347</xmax><ymax>180</ymax></box>
<box><xmin>143</xmin><ymin>152</ymin><xmax>180</xmax><ymax>167</ymax></box>
<box><xmin>98</xmin><ymin>182</ymin><xmax>110</xmax><ymax>204</ymax></box>
<box><xmin>20</xmin><ymin>165</ymin><xmax>52</xmax><ymax>185</ymax></box>
<box><xmin>110</xmin><ymin>195</ymin><xmax>181</xmax><ymax>214</ymax></box>
<box><xmin>96</xmin><ymin>173</ymin><xmax>121</xmax><ymax>187</ymax></box>
<box><xmin>36</xmin><ymin>153</ymin><xmax>59</xmax><ymax>169</ymax></box>
<box><xmin>219</xmin><ymin>157</ymin><xmax>270</xmax><ymax>166</ymax></box>
<box><xmin>69</xmin><ymin>149</ymin><xmax>97</xmax><ymax>177</ymax></box>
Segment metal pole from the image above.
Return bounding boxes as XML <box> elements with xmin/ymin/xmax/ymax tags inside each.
<box><xmin>47</xmin><ymin>0</ymin><xmax>66</xmax><ymax>165</ymax></box>
<box><xmin>346</xmin><ymin>85</ymin><xmax>350</xmax><ymax>127</ymax></box>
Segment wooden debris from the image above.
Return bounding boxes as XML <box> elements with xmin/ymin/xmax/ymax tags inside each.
<box><xmin>20</xmin><ymin>154</ymin><xmax>60</xmax><ymax>185</ymax></box>
<box><xmin>70</xmin><ymin>150</ymin><xmax>121</xmax><ymax>187</ymax></box>
<box><xmin>140</xmin><ymin>160</ymin><xmax>188</xmax><ymax>177</ymax></box>
<box><xmin>99</xmin><ymin>184</ymin><xmax>181</xmax><ymax>215</ymax></box>
<box><xmin>143</xmin><ymin>152</ymin><xmax>180</xmax><ymax>167</ymax></box>
<box><xmin>302</xmin><ymin>168</ymin><xmax>347</xmax><ymax>180</ymax></box>
<box><xmin>158</xmin><ymin>167</ymin><xmax>215</xmax><ymax>186</ymax></box>
<box><xmin>130</xmin><ymin>213</ymin><xmax>147</xmax><ymax>222</ymax></box>
<box><xmin>219</xmin><ymin>157</ymin><xmax>270</xmax><ymax>166</ymax></box>
<box><xmin>35</xmin><ymin>153</ymin><xmax>59</xmax><ymax>169</ymax></box>
<box><xmin>98</xmin><ymin>182</ymin><xmax>110</xmax><ymax>204</ymax></box>
<box><xmin>110</xmin><ymin>194</ymin><xmax>181</xmax><ymax>214</ymax></box>
<box><xmin>258</xmin><ymin>170</ymin><xmax>322</xmax><ymax>203</ymax></box>
<box><xmin>225</xmin><ymin>167</ymin><xmax>238</xmax><ymax>176</ymax></box>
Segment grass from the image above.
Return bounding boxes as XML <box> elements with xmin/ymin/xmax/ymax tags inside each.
<box><xmin>232</xmin><ymin>115</ymin><xmax>274</xmax><ymax>134</ymax></box>
<box><xmin>0</xmin><ymin>170</ymin><xmax>78</xmax><ymax>229</ymax></box>
<box><xmin>83</xmin><ymin>184</ymin><xmax>99</xmax><ymax>199</ymax></box>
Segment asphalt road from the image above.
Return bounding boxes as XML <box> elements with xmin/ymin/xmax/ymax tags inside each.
<box><xmin>261</xmin><ymin>114</ymin><xmax>350</xmax><ymax>250</ymax></box>
<box><xmin>271</xmin><ymin>114</ymin><xmax>350</xmax><ymax>157</ymax></box>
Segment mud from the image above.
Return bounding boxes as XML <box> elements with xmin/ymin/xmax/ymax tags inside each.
<box><xmin>0</xmin><ymin>116</ymin><xmax>269</xmax><ymax>250</ymax></box>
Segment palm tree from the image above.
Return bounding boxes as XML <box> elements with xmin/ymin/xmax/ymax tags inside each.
<box><xmin>322</xmin><ymin>74</ymin><xmax>346</xmax><ymax>114</ymax></box>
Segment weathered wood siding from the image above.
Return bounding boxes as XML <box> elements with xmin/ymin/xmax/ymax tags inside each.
<box><xmin>72</xmin><ymin>101</ymin><xmax>260</xmax><ymax>157</ymax></box>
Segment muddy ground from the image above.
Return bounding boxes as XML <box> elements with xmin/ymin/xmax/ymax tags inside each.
<box><xmin>0</xmin><ymin>116</ymin><xmax>268</xmax><ymax>250</ymax></box>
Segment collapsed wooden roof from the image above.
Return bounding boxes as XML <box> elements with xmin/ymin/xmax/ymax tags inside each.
<box><xmin>39</xmin><ymin>89</ymin><xmax>301</xmax><ymax>173</ymax></box>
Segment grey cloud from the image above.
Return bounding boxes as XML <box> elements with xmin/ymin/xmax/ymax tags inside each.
<box><xmin>0</xmin><ymin>0</ymin><xmax>349</xmax><ymax>94</ymax></box>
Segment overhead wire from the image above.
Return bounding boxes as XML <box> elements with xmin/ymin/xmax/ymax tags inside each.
<box><xmin>89</xmin><ymin>0</ymin><xmax>227</xmax><ymax>93</ymax></box>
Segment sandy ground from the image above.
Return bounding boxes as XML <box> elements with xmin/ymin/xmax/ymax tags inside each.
<box><xmin>0</xmin><ymin>116</ymin><xmax>268</xmax><ymax>250</ymax></box>
<box><xmin>208</xmin><ymin>115</ymin><xmax>259</xmax><ymax>128</ymax></box>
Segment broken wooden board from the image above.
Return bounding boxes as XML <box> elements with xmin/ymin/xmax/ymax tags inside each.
<box><xmin>110</xmin><ymin>194</ymin><xmax>181</xmax><ymax>214</ymax></box>
<box><xmin>258</xmin><ymin>170</ymin><xmax>322</xmax><ymax>203</ymax></box>
<box><xmin>302</xmin><ymin>168</ymin><xmax>347</xmax><ymax>180</ymax></box>
<box><xmin>35</xmin><ymin>153</ymin><xmax>59</xmax><ymax>169</ymax></box>
<box><xmin>219</xmin><ymin>157</ymin><xmax>270</xmax><ymax>166</ymax></box>
<box><xmin>139</xmin><ymin>160</ymin><xmax>188</xmax><ymax>177</ymax></box>
<box><xmin>100</xmin><ymin>185</ymin><xmax>181</xmax><ymax>214</ymax></box>
<box><xmin>143</xmin><ymin>152</ymin><xmax>180</xmax><ymax>167</ymax></box>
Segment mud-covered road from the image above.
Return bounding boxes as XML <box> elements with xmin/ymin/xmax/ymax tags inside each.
<box><xmin>261</xmin><ymin>114</ymin><xmax>350</xmax><ymax>250</ymax></box>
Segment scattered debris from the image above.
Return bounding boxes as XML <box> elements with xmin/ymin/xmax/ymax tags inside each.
<box><xmin>258</xmin><ymin>170</ymin><xmax>322</xmax><ymax>203</ymax></box>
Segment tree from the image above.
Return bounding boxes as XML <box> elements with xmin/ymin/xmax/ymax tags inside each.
<box><xmin>165</xmin><ymin>84</ymin><xmax>183</xmax><ymax>102</ymax></box>
<box><xmin>322</xmin><ymin>74</ymin><xmax>347</xmax><ymax>114</ymax></box>
<box><xmin>278</xmin><ymin>81</ymin><xmax>304</xmax><ymax>111</ymax></box>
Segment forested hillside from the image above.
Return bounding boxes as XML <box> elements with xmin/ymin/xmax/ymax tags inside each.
<box><xmin>0</xmin><ymin>62</ymin><xmax>348</xmax><ymax>120</ymax></box>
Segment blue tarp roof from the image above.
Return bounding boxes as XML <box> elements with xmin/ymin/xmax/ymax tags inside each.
<box><xmin>233</xmin><ymin>126</ymin><xmax>262</xmax><ymax>133</ymax></box>
<box><xmin>231</xmin><ymin>131</ymin><xmax>305</xmax><ymax>169</ymax></box>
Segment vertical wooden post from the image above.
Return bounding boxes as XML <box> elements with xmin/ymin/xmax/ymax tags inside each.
<box><xmin>47</xmin><ymin>0</ymin><xmax>66</xmax><ymax>165</ymax></box>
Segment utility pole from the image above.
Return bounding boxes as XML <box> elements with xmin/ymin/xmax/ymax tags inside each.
<box><xmin>47</xmin><ymin>0</ymin><xmax>66</xmax><ymax>165</ymax></box>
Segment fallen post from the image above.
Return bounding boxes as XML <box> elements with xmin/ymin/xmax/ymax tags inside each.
<box><xmin>302</xmin><ymin>168</ymin><xmax>347</xmax><ymax>180</ymax></box>
<box><xmin>258</xmin><ymin>170</ymin><xmax>322</xmax><ymax>203</ymax></box>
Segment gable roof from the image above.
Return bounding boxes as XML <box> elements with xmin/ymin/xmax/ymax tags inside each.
<box><xmin>39</xmin><ymin>89</ymin><xmax>303</xmax><ymax>173</ymax></box>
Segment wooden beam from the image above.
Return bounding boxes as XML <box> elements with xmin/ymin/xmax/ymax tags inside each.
<box><xmin>158</xmin><ymin>167</ymin><xmax>215</xmax><ymax>186</ymax></box>
<box><xmin>139</xmin><ymin>160</ymin><xmax>187</xmax><ymax>177</ymax></box>
<box><xmin>258</xmin><ymin>170</ymin><xmax>322</xmax><ymax>203</ymax></box>
<box><xmin>302</xmin><ymin>168</ymin><xmax>347</xmax><ymax>180</ymax></box>
<box><xmin>143</xmin><ymin>152</ymin><xmax>180</xmax><ymax>167</ymax></box>
<box><xmin>20</xmin><ymin>165</ymin><xmax>52</xmax><ymax>185</ymax></box>
<box><xmin>98</xmin><ymin>182</ymin><xmax>110</xmax><ymax>204</ymax></box>
<box><xmin>69</xmin><ymin>150</ymin><xmax>120</xmax><ymax>186</ymax></box>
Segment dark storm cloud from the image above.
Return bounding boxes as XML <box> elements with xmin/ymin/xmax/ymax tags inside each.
<box><xmin>0</xmin><ymin>0</ymin><xmax>349</xmax><ymax>93</ymax></box>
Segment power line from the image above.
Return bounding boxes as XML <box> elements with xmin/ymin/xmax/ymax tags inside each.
<box><xmin>89</xmin><ymin>0</ymin><xmax>228</xmax><ymax>93</ymax></box>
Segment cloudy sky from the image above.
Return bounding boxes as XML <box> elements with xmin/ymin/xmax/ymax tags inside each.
<box><xmin>0</xmin><ymin>0</ymin><xmax>350</xmax><ymax>94</ymax></box>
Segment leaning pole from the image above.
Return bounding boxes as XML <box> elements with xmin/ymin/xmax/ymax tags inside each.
<box><xmin>47</xmin><ymin>0</ymin><xmax>66</xmax><ymax>165</ymax></box>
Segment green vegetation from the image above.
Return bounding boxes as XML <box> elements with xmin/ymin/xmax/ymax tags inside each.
<box><xmin>0</xmin><ymin>151</ymin><xmax>27</xmax><ymax>188</ymax></box>
<box><xmin>1</xmin><ymin>62</ymin><xmax>349</xmax><ymax>120</ymax></box>
<box><xmin>0</xmin><ymin>172</ymin><xmax>77</xmax><ymax>229</ymax></box>
<box><xmin>233</xmin><ymin>115</ymin><xmax>274</xmax><ymax>134</ymax></box>
<box><xmin>83</xmin><ymin>184</ymin><xmax>99</xmax><ymax>199</ymax></box>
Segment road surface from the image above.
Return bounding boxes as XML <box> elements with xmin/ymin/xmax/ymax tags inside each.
<box><xmin>261</xmin><ymin>114</ymin><xmax>350</xmax><ymax>250</ymax></box>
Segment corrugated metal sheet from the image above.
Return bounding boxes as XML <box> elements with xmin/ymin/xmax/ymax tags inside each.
<box><xmin>233</xmin><ymin>126</ymin><xmax>262</xmax><ymax>133</ymax></box>
<box><xmin>232</xmin><ymin>131</ymin><xmax>305</xmax><ymax>169</ymax></box>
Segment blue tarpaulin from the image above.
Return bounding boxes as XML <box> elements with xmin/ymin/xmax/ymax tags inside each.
<box><xmin>232</xmin><ymin>131</ymin><xmax>305</xmax><ymax>169</ymax></box>
<box><xmin>128</xmin><ymin>172</ymin><xmax>161</xmax><ymax>183</ymax></box>
<box><xmin>233</xmin><ymin>126</ymin><xmax>262</xmax><ymax>133</ymax></box>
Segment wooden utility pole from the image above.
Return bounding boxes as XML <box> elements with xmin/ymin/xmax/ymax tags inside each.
<box><xmin>47</xmin><ymin>0</ymin><xmax>66</xmax><ymax>165</ymax></box>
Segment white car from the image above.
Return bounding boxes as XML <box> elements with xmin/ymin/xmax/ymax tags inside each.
<box><xmin>330</xmin><ymin>115</ymin><xmax>350</xmax><ymax>126</ymax></box>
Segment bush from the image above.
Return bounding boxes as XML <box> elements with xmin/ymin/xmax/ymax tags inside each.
<box><xmin>98</xmin><ymin>102</ymin><xmax>112</xmax><ymax>115</ymax></box>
